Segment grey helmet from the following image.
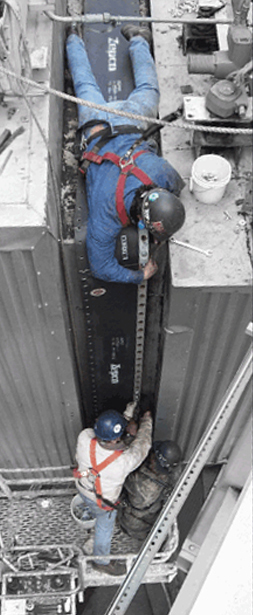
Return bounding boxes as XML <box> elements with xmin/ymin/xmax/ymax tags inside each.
<box><xmin>153</xmin><ymin>440</ymin><xmax>182</xmax><ymax>468</ymax></box>
<box><xmin>141</xmin><ymin>188</ymin><xmax>185</xmax><ymax>241</ymax></box>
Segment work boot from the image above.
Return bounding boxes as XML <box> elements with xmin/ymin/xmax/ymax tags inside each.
<box><xmin>121</xmin><ymin>24</ymin><xmax>152</xmax><ymax>46</ymax></box>
<box><xmin>91</xmin><ymin>560</ymin><xmax>127</xmax><ymax>576</ymax></box>
<box><xmin>66</xmin><ymin>2</ymin><xmax>83</xmax><ymax>38</ymax></box>
<box><xmin>66</xmin><ymin>21</ymin><xmax>83</xmax><ymax>38</ymax></box>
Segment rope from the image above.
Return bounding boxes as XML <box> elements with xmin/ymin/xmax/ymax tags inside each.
<box><xmin>0</xmin><ymin>64</ymin><xmax>252</xmax><ymax>135</ymax></box>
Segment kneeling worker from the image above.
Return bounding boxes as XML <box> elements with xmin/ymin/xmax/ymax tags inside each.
<box><xmin>118</xmin><ymin>440</ymin><xmax>182</xmax><ymax>545</ymax></box>
<box><xmin>74</xmin><ymin>407</ymin><xmax>152</xmax><ymax>576</ymax></box>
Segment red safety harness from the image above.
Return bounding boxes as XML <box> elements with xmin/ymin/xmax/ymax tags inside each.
<box><xmin>79</xmin><ymin>149</ymin><xmax>153</xmax><ymax>226</ymax></box>
<box><xmin>78</xmin><ymin>109</ymin><xmax>183</xmax><ymax>226</ymax></box>
<box><xmin>89</xmin><ymin>438</ymin><xmax>123</xmax><ymax>510</ymax></box>
<box><xmin>73</xmin><ymin>438</ymin><xmax>124</xmax><ymax>511</ymax></box>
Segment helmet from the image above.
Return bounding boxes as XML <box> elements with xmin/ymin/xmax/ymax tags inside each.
<box><xmin>94</xmin><ymin>410</ymin><xmax>128</xmax><ymax>441</ymax></box>
<box><xmin>115</xmin><ymin>225</ymin><xmax>150</xmax><ymax>270</ymax></box>
<box><xmin>153</xmin><ymin>440</ymin><xmax>182</xmax><ymax>468</ymax></box>
<box><xmin>141</xmin><ymin>188</ymin><xmax>185</xmax><ymax>241</ymax></box>
<box><xmin>115</xmin><ymin>226</ymin><xmax>139</xmax><ymax>270</ymax></box>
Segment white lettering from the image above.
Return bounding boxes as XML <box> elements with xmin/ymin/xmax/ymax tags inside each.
<box><xmin>121</xmin><ymin>235</ymin><xmax>129</xmax><ymax>261</ymax></box>
<box><xmin>107</xmin><ymin>37</ymin><xmax>119</xmax><ymax>72</ymax></box>
<box><xmin>109</xmin><ymin>363</ymin><xmax>121</xmax><ymax>384</ymax></box>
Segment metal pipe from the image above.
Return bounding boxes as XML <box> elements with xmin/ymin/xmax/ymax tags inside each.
<box><xmin>0</xmin><ymin>489</ymin><xmax>76</xmax><ymax>499</ymax></box>
<box><xmin>0</xmin><ymin>474</ymin><xmax>13</xmax><ymax>498</ymax></box>
<box><xmin>5</xmin><ymin>476</ymin><xmax>74</xmax><ymax>485</ymax></box>
<box><xmin>44</xmin><ymin>10</ymin><xmax>235</xmax><ymax>26</ymax></box>
<box><xmin>7</xmin><ymin>543</ymin><xmax>83</xmax><ymax>556</ymax></box>
<box><xmin>0</xmin><ymin>584</ymin><xmax>82</xmax><ymax>601</ymax></box>
<box><xmin>0</xmin><ymin>544</ymin><xmax>83</xmax><ymax>601</ymax></box>
<box><xmin>0</xmin><ymin>465</ymin><xmax>72</xmax><ymax>473</ymax></box>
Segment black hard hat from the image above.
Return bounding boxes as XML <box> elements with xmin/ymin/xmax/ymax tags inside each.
<box><xmin>94</xmin><ymin>410</ymin><xmax>128</xmax><ymax>441</ymax></box>
<box><xmin>115</xmin><ymin>226</ymin><xmax>139</xmax><ymax>270</ymax></box>
<box><xmin>141</xmin><ymin>188</ymin><xmax>185</xmax><ymax>241</ymax></box>
<box><xmin>153</xmin><ymin>440</ymin><xmax>182</xmax><ymax>468</ymax></box>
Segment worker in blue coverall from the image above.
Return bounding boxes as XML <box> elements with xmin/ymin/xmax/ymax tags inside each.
<box><xmin>66</xmin><ymin>25</ymin><xmax>185</xmax><ymax>284</ymax></box>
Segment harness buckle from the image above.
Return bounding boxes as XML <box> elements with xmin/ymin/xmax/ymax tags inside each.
<box><xmin>90</xmin><ymin>467</ymin><xmax>99</xmax><ymax>478</ymax></box>
<box><xmin>80</xmin><ymin>132</ymin><xmax>88</xmax><ymax>152</ymax></box>
<box><xmin>73</xmin><ymin>467</ymin><xmax>89</xmax><ymax>479</ymax></box>
<box><xmin>119</xmin><ymin>154</ymin><xmax>134</xmax><ymax>172</ymax></box>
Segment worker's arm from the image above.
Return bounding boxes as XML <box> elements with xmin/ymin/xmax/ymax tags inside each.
<box><xmin>87</xmin><ymin>231</ymin><xmax>158</xmax><ymax>283</ymax></box>
<box><xmin>122</xmin><ymin>411</ymin><xmax>153</xmax><ymax>472</ymax></box>
<box><xmin>123</xmin><ymin>402</ymin><xmax>138</xmax><ymax>438</ymax></box>
<box><xmin>143</xmin><ymin>259</ymin><xmax>158</xmax><ymax>280</ymax></box>
<box><xmin>87</xmin><ymin>232</ymin><xmax>145</xmax><ymax>284</ymax></box>
<box><xmin>161</xmin><ymin>157</ymin><xmax>185</xmax><ymax>197</ymax></box>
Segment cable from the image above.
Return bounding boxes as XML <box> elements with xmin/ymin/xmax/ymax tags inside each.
<box><xmin>0</xmin><ymin>65</ymin><xmax>252</xmax><ymax>135</ymax></box>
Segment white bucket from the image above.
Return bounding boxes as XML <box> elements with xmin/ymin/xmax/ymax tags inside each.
<box><xmin>70</xmin><ymin>494</ymin><xmax>96</xmax><ymax>529</ymax></box>
<box><xmin>190</xmin><ymin>154</ymin><xmax>232</xmax><ymax>205</ymax></box>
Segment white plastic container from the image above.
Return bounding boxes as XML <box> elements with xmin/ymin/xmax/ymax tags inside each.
<box><xmin>70</xmin><ymin>493</ymin><xmax>96</xmax><ymax>529</ymax></box>
<box><xmin>190</xmin><ymin>154</ymin><xmax>232</xmax><ymax>205</ymax></box>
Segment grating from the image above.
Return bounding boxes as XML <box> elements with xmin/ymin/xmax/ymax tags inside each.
<box><xmin>0</xmin><ymin>494</ymin><xmax>142</xmax><ymax>555</ymax></box>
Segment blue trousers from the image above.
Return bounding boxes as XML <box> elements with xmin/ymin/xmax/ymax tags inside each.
<box><xmin>66</xmin><ymin>33</ymin><xmax>160</xmax><ymax>131</ymax></box>
<box><xmin>78</xmin><ymin>491</ymin><xmax>117</xmax><ymax>565</ymax></box>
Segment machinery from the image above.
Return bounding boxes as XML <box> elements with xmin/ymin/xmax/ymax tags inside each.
<box><xmin>181</xmin><ymin>2</ymin><xmax>225</xmax><ymax>55</ymax></box>
<box><xmin>205</xmin><ymin>69</ymin><xmax>250</xmax><ymax>118</ymax></box>
<box><xmin>186</xmin><ymin>0</ymin><xmax>252</xmax><ymax>119</ymax></box>
<box><xmin>182</xmin><ymin>0</ymin><xmax>252</xmax><ymax>160</ymax></box>
<box><xmin>0</xmin><ymin>544</ymin><xmax>81</xmax><ymax>615</ymax></box>
<box><xmin>187</xmin><ymin>4</ymin><xmax>252</xmax><ymax>79</ymax></box>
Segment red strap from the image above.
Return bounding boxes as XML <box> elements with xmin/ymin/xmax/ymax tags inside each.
<box><xmin>80</xmin><ymin>150</ymin><xmax>153</xmax><ymax>226</ymax></box>
<box><xmin>81</xmin><ymin>151</ymin><xmax>105</xmax><ymax>166</ymax></box>
<box><xmin>73</xmin><ymin>467</ymin><xmax>82</xmax><ymax>479</ymax></box>
<box><xmin>115</xmin><ymin>152</ymin><xmax>153</xmax><ymax>225</ymax></box>
<box><xmin>90</xmin><ymin>438</ymin><xmax>123</xmax><ymax>509</ymax></box>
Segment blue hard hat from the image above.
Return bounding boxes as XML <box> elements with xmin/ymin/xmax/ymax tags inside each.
<box><xmin>94</xmin><ymin>410</ymin><xmax>128</xmax><ymax>441</ymax></box>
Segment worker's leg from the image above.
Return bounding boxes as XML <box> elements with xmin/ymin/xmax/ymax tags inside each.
<box><xmin>77</xmin><ymin>492</ymin><xmax>116</xmax><ymax>564</ymax></box>
<box><xmin>107</xmin><ymin>36</ymin><xmax>160</xmax><ymax>131</ymax></box>
<box><xmin>127</xmin><ymin>37</ymin><xmax>160</xmax><ymax>116</ymax></box>
<box><xmin>66</xmin><ymin>33</ymin><xmax>107</xmax><ymax>128</ymax></box>
<box><xmin>93</xmin><ymin>508</ymin><xmax>117</xmax><ymax>564</ymax></box>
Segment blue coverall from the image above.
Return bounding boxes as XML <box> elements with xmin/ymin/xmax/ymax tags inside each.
<box><xmin>66</xmin><ymin>34</ymin><xmax>184</xmax><ymax>284</ymax></box>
